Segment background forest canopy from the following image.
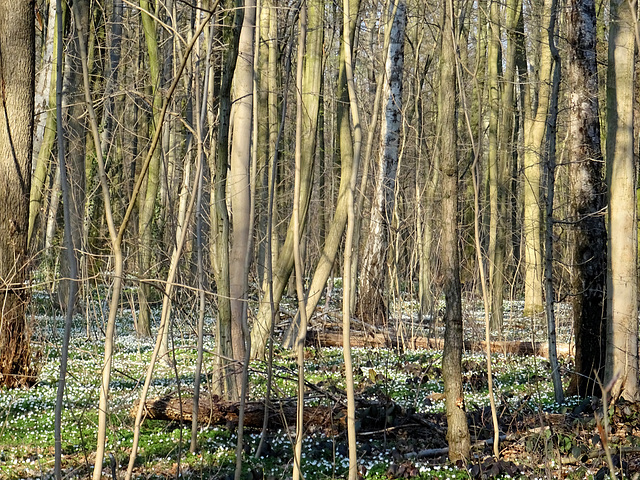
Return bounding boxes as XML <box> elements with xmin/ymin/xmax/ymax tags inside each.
<box><xmin>1</xmin><ymin>0</ymin><xmax>640</xmax><ymax>475</ymax></box>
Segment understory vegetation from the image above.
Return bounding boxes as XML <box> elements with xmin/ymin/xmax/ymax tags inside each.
<box><xmin>1</xmin><ymin>293</ymin><xmax>639</xmax><ymax>480</ymax></box>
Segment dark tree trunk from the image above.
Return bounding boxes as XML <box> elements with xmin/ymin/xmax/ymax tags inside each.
<box><xmin>0</xmin><ymin>0</ymin><xmax>35</xmax><ymax>388</ymax></box>
<box><xmin>565</xmin><ymin>0</ymin><xmax>607</xmax><ymax>398</ymax></box>
<box><xmin>439</xmin><ymin>0</ymin><xmax>470</xmax><ymax>463</ymax></box>
<box><xmin>58</xmin><ymin>0</ymin><xmax>89</xmax><ymax>313</ymax></box>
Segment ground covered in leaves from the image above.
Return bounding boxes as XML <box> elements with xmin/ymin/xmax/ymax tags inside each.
<box><xmin>1</xmin><ymin>294</ymin><xmax>639</xmax><ymax>479</ymax></box>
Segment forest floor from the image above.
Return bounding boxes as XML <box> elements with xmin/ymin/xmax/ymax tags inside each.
<box><xmin>1</xmin><ymin>290</ymin><xmax>639</xmax><ymax>480</ymax></box>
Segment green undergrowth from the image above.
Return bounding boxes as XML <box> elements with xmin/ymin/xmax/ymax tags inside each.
<box><xmin>0</xmin><ymin>297</ymin><xmax>620</xmax><ymax>479</ymax></box>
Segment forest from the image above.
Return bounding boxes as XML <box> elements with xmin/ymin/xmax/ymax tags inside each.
<box><xmin>0</xmin><ymin>0</ymin><xmax>639</xmax><ymax>478</ymax></box>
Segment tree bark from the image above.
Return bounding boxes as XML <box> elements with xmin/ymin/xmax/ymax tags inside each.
<box><xmin>356</xmin><ymin>0</ymin><xmax>406</xmax><ymax>326</ymax></box>
<box><xmin>251</xmin><ymin>0</ymin><xmax>324</xmax><ymax>358</ymax></box>
<box><xmin>229</xmin><ymin>0</ymin><xmax>256</xmax><ymax>364</ymax></box>
<box><xmin>565</xmin><ymin>0</ymin><xmax>607</xmax><ymax>398</ymax></box>
<box><xmin>522</xmin><ymin>0</ymin><xmax>553</xmax><ymax>317</ymax></box>
<box><xmin>211</xmin><ymin>0</ymin><xmax>241</xmax><ymax>400</ymax></box>
<box><xmin>58</xmin><ymin>0</ymin><xmax>89</xmax><ymax>314</ymax></box>
<box><xmin>0</xmin><ymin>0</ymin><xmax>35</xmax><ymax>389</ymax></box>
<box><xmin>137</xmin><ymin>0</ymin><xmax>164</xmax><ymax>337</ymax></box>
<box><xmin>605</xmin><ymin>0</ymin><xmax>638</xmax><ymax>402</ymax></box>
<box><xmin>439</xmin><ymin>0</ymin><xmax>470</xmax><ymax>462</ymax></box>
<box><xmin>487</xmin><ymin>0</ymin><xmax>505</xmax><ymax>332</ymax></box>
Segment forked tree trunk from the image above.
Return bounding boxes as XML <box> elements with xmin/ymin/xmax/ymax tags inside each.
<box><xmin>356</xmin><ymin>0</ymin><xmax>406</xmax><ymax>326</ymax></box>
<box><xmin>250</xmin><ymin>0</ymin><xmax>324</xmax><ymax>358</ymax></box>
<box><xmin>605</xmin><ymin>0</ymin><xmax>638</xmax><ymax>402</ymax></box>
<box><xmin>439</xmin><ymin>0</ymin><xmax>470</xmax><ymax>462</ymax></box>
<box><xmin>565</xmin><ymin>0</ymin><xmax>606</xmax><ymax>398</ymax></box>
<box><xmin>0</xmin><ymin>0</ymin><xmax>35</xmax><ymax>389</ymax></box>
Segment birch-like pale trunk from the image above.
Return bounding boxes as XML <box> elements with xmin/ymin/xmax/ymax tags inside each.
<box><xmin>356</xmin><ymin>0</ymin><xmax>406</xmax><ymax>326</ymax></box>
<box><xmin>29</xmin><ymin>2</ymin><xmax>61</xmax><ymax>247</ymax></box>
<box><xmin>33</xmin><ymin>0</ymin><xmax>57</xmax><ymax>160</ymax></box>
<box><xmin>605</xmin><ymin>0</ymin><xmax>639</xmax><ymax>402</ymax></box>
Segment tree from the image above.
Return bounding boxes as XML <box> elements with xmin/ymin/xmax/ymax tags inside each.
<box><xmin>58</xmin><ymin>0</ymin><xmax>89</xmax><ymax>313</ymax></box>
<box><xmin>605</xmin><ymin>0</ymin><xmax>638</xmax><ymax>402</ymax></box>
<box><xmin>565</xmin><ymin>0</ymin><xmax>607</xmax><ymax>398</ymax></box>
<box><xmin>487</xmin><ymin>0</ymin><xmax>505</xmax><ymax>331</ymax></box>
<box><xmin>356</xmin><ymin>0</ymin><xmax>406</xmax><ymax>326</ymax></box>
<box><xmin>251</xmin><ymin>0</ymin><xmax>324</xmax><ymax>359</ymax></box>
<box><xmin>211</xmin><ymin>0</ymin><xmax>241</xmax><ymax>399</ymax></box>
<box><xmin>0</xmin><ymin>0</ymin><xmax>35</xmax><ymax>389</ymax></box>
<box><xmin>229</xmin><ymin>0</ymin><xmax>256</xmax><ymax>365</ymax></box>
<box><xmin>137</xmin><ymin>0</ymin><xmax>164</xmax><ymax>337</ymax></box>
<box><xmin>440</xmin><ymin>0</ymin><xmax>470</xmax><ymax>462</ymax></box>
<box><xmin>523</xmin><ymin>0</ymin><xmax>554</xmax><ymax>317</ymax></box>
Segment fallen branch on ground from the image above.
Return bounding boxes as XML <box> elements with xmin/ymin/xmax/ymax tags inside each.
<box><xmin>306</xmin><ymin>330</ymin><xmax>573</xmax><ymax>358</ymax></box>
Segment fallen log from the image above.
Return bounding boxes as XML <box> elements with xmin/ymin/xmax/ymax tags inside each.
<box><xmin>132</xmin><ymin>394</ymin><xmax>446</xmax><ymax>443</ymax></box>
<box><xmin>132</xmin><ymin>395</ymin><xmax>340</xmax><ymax>431</ymax></box>
<box><xmin>305</xmin><ymin>330</ymin><xmax>573</xmax><ymax>358</ymax></box>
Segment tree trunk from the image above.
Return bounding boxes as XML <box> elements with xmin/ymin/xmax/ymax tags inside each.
<box><xmin>210</xmin><ymin>0</ymin><xmax>241</xmax><ymax>400</ymax></box>
<box><xmin>229</xmin><ymin>0</ymin><xmax>256</xmax><ymax>364</ymax></box>
<box><xmin>487</xmin><ymin>0</ymin><xmax>505</xmax><ymax>331</ymax></box>
<box><xmin>59</xmin><ymin>0</ymin><xmax>89</xmax><ymax>314</ymax></box>
<box><xmin>137</xmin><ymin>0</ymin><xmax>164</xmax><ymax>337</ymax></box>
<box><xmin>439</xmin><ymin>0</ymin><xmax>470</xmax><ymax>462</ymax></box>
<box><xmin>522</xmin><ymin>0</ymin><xmax>553</xmax><ymax>317</ymax></box>
<box><xmin>356</xmin><ymin>0</ymin><xmax>406</xmax><ymax>326</ymax></box>
<box><xmin>0</xmin><ymin>0</ymin><xmax>35</xmax><ymax>388</ymax></box>
<box><xmin>250</xmin><ymin>0</ymin><xmax>324</xmax><ymax>358</ymax></box>
<box><xmin>29</xmin><ymin>0</ymin><xmax>59</xmax><ymax>248</ymax></box>
<box><xmin>605</xmin><ymin>0</ymin><xmax>638</xmax><ymax>402</ymax></box>
<box><xmin>565</xmin><ymin>0</ymin><xmax>607</xmax><ymax>398</ymax></box>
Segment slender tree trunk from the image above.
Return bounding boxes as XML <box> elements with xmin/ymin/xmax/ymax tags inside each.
<box><xmin>342</xmin><ymin>0</ymin><xmax>363</xmax><ymax>475</ymax></box>
<box><xmin>137</xmin><ymin>0</ymin><xmax>164</xmax><ymax>337</ymax></box>
<box><xmin>440</xmin><ymin>0</ymin><xmax>470</xmax><ymax>462</ymax></box>
<box><xmin>356</xmin><ymin>0</ymin><xmax>406</xmax><ymax>326</ymax></box>
<box><xmin>229</xmin><ymin>0</ymin><xmax>256</xmax><ymax>364</ymax></box>
<box><xmin>605</xmin><ymin>0</ymin><xmax>638</xmax><ymax>402</ymax></box>
<box><xmin>0</xmin><ymin>0</ymin><xmax>35</xmax><ymax>389</ymax></box>
<box><xmin>211</xmin><ymin>0</ymin><xmax>241</xmax><ymax>399</ymax></box>
<box><xmin>542</xmin><ymin>0</ymin><xmax>563</xmax><ymax>404</ymax></box>
<box><xmin>487</xmin><ymin>0</ymin><xmax>504</xmax><ymax>331</ymax></box>
<box><xmin>565</xmin><ymin>0</ymin><xmax>607</xmax><ymax>398</ymax></box>
<box><xmin>522</xmin><ymin>0</ymin><xmax>553</xmax><ymax>317</ymax></box>
<box><xmin>29</xmin><ymin>0</ymin><xmax>60</xmax><ymax>248</ymax></box>
<box><xmin>292</xmin><ymin>7</ymin><xmax>308</xmax><ymax>479</ymax></box>
<box><xmin>59</xmin><ymin>0</ymin><xmax>89</xmax><ymax>313</ymax></box>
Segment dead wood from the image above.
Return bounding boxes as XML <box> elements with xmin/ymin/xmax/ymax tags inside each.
<box><xmin>305</xmin><ymin>330</ymin><xmax>573</xmax><ymax>358</ymax></box>
<box><xmin>132</xmin><ymin>395</ymin><xmax>339</xmax><ymax>431</ymax></box>
<box><xmin>131</xmin><ymin>393</ymin><xmax>446</xmax><ymax>440</ymax></box>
